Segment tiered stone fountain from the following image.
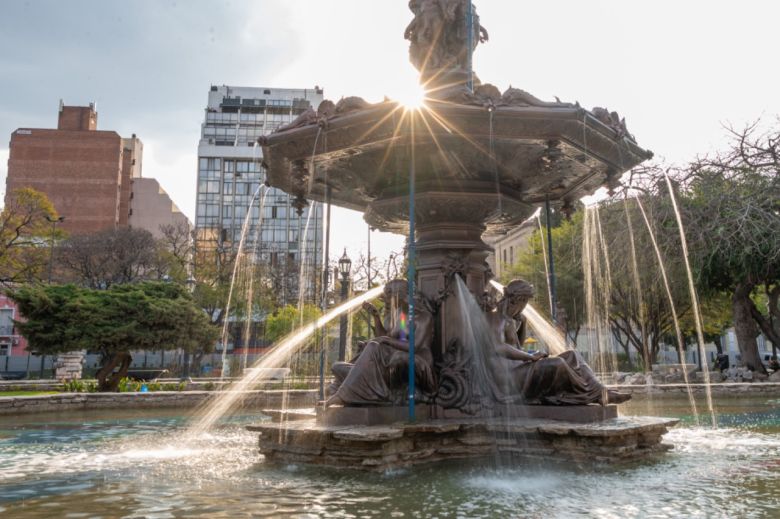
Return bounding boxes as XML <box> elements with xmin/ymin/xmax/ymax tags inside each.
<box><xmin>251</xmin><ymin>1</ymin><xmax>676</xmax><ymax>471</ymax></box>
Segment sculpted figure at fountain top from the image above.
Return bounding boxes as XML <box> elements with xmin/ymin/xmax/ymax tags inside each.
<box><xmin>405</xmin><ymin>0</ymin><xmax>488</xmax><ymax>73</ymax></box>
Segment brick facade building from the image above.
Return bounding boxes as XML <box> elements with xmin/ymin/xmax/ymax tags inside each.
<box><xmin>4</xmin><ymin>102</ymin><xmax>141</xmax><ymax>234</ymax></box>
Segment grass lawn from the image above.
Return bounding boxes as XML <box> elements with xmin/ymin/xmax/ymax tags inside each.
<box><xmin>0</xmin><ymin>391</ymin><xmax>60</xmax><ymax>397</ymax></box>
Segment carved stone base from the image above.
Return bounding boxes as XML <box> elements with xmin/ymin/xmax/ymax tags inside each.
<box><xmin>317</xmin><ymin>403</ymin><xmax>617</xmax><ymax>426</ymax></box>
<box><xmin>248</xmin><ymin>415</ymin><xmax>678</xmax><ymax>471</ymax></box>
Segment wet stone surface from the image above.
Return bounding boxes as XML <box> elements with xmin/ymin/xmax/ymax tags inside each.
<box><xmin>248</xmin><ymin>415</ymin><xmax>678</xmax><ymax>471</ymax></box>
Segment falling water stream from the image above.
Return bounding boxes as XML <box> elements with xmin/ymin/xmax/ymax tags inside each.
<box><xmin>296</xmin><ymin>202</ymin><xmax>317</xmax><ymax>320</ymax></box>
<box><xmin>663</xmin><ymin>173</ymin><xmax>718</xmax><ymax>426</ymax></box>
<box><xmin>634</xmin><ymin>196</ymin><xmax>700</xmax><ymax>424</ymax></box>
<box><xmin>189</xmin><ymin>285</ymin><xmax>386</xmax><ymax>435</ymax></box>
<box><xmin>623</xmin><ymin>197</ymin><xmax>650</xmax><ymax>370</ymax></box>
<box><xmin>582</xmin><ymin>207</ymin><xmax>615</xmax><ymax>374</ymax></box>
<box><xmin>535</xmin><ymin>211</ymin><xmax>554</xmax><ymax>315</ymax></box>
<box><xmin>594</xmin><ymin>206</ymin><xmax>618</xmax><ymax>373</ymax></box>
<box><xmin>220</xmin><ymin>185</ymin><xmax>266</xmax><ymax>377</ymax></box>
<box><xmin>489</xmin><ymin>279</ymin><xmax>567</xmax><ymax>356</ymax></box>
<box><xmin>240</xmin><ymin>189</ymin><xmax>270</xmax><ymax>372</ymax></box>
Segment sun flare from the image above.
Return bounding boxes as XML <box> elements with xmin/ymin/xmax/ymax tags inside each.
<box><xmin>393</xmin><ymin>84</ymin><xmax>426</xmax><ymax>110</ymax></box>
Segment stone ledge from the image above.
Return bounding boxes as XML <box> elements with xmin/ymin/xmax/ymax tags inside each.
<box><xmin>250</xmin><ymin>415</ymin><xmax>678</xmax><ymax>471</ymax></box>
<box><xmin>317</xmin><ymin>403</ymin><xmax>618</xmax><ymax>426</ymax></box>
<box><xmin>0</xmin><ymin>390</ymin><xmax>318</xmax><ymax>415</ymax></box>
<box><xmin>610</xmin><ymin>382</ymin><xmax>780</xmax><ymax>396</ymax></box>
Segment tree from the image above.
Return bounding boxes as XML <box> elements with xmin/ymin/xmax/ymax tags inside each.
<box><xmin>677</xmin><ymin>122</ymin><xmax>780</xmax><ymax>372</ymax></box>
<box><xmin>56</xmin><ymin>227</ymin><xmax>166</xmax><ymax>288</ymax></box>
<box><xmin>598</xmin><ymin>194</ymin><xmax>692</xmax><ymax>369</ymax></box>
<box><xmin>158</xmin><ymin>220</ymin><xmax>194</xmax><ymax>283</ymax></box>
<box><xmin>265</xmin><ymin>304</ymin><xmax>322</xmax><ymax>343</ymax></box>
<box><xmin>506</xmin><ymin>211</ymin><xmax>586</xmax><ymax>346</ymax></box>
<box><xmin>0</xmin><ymin>188</ymin><xmax>60</xmax><ymax>286</ymax></box>
<box><xmin>12</xmin><ymin>282</ymin><xmax>219</xmax><ymax>391</ymax></box>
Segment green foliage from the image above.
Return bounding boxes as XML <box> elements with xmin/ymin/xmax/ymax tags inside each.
<box><xmin>685</xmin><ymin>167</ymin><xmax>779</xmax><ymax>293</ymax></box>
<box><xmin>117</xmin><ymin>377</ymin><xmax>141</xmax><ymax>392</ymax></box>
<box><xmin>161</xmin><ymin>382</ymin><xmax>186</xmax><ymax>392</ymax></box>
<box><xmin>265</xmin><ymin>304</ymin><xmax>322</xmax><ymax>343</ymax></box>
<box><xmin>12</xmin><ymin>282</ymin><xmax>220</xmax><ymax>391</ymax></box>
<box><xmin>61</xmin><ymin>379</ymin><xmax>99</xmax><ymax>393</ymax></box>
<box><xmin>0</xmin><ymin>188</ymin><xmax>61</xmax><ymax>286</ymax></box>
<box><xmin>13</xmin><ymin>282</ymin><xmax>219</xmax><ymax>358</ymax></box>
<box><xmin>506</xmin><ymin>211</ymin><xmax>585</xmax><ymax>328</ymax></box>
<box><xmin>63</xmin><ymin>379</ymin><xmax>85</xmax><ymax>392</ymax></box>
<box><xmin>677</xmin><ymin>291</ymin><xmax>733</xmax><ymax>341</ymax></box>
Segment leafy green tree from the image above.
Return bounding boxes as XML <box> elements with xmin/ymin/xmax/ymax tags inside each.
<box><xmin>13</xmin><ymin>282</ymin><xmax>219</xmax><ymax>391</ymax></box>
<box><xmin>505</xmin><ymin>210</ymin><xmax>585</xmax><ymax>345</ymax></box>
<box><xmin>508</xmin><ymin>198</ymin><xmax>693</xmax><ymax>371</ymax></box>
<box><xmin>673</xmin><ymin>123</ymin><xmax>780</xmax><ymax>372</ymax></box>
<box><xmin>0</xmin><ymin>188</ymin><xmax>61</xmax><ymax>286</ymax></box>
<box><xmin>265</xmin><ymin>304</ymin><xmax>322</xmax><ymax>343</ymax></box>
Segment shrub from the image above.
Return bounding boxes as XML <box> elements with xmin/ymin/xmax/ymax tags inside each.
<box><xmin>117</xmin><ymin>377</ymin><xmax>141</xmax><ymax>393</ymax></box>
<box><xmin>63</xmin><ymin>379</ymin><xmax>85</xmax><ymax>392</ymax></box>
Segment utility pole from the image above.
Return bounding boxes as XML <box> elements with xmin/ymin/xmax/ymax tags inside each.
<box><xmin>42</xmin><ymin>215</ymin><xmax>65</xmax><ymax>378</ymax></box>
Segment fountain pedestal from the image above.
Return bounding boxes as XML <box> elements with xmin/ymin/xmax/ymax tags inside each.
<box><xmin>248</xmin><ymin>415</ymin><xmax>678</xmax><ymax>471</ymax></box>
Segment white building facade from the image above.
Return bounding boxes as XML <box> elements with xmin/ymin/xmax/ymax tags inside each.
<box><xmin>195</xmin><ymin>85</ymin><xmax>325</xmax><ymax>305</ymax></box>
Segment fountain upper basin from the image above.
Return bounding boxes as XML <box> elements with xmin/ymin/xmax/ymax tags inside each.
<box><xmin>261</xmin><ymin>98</ymin><xmax>652</xmax><ymax>234</ymax></box>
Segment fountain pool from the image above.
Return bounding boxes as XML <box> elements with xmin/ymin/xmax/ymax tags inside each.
<box><xmin>2</xmin><ymin>396</ymin><xmax>778</xmax><ymax>518</ymax></box>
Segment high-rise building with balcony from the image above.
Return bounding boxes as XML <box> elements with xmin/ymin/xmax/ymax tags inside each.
<box><xmin>195</xmin><ymin>85</ymin><xmax>325</xmax><ymax>305</ymax></box>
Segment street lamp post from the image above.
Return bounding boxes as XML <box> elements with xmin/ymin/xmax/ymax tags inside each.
<box><xmin>41</xmin><ymin>215</ymin><xmax>64</xmax><ymax>378</ymax></box>
<box><xmin>337</xmin><ymin>249</ymin><xmax>352</xmax><ymax>362</ymax></box>
<box><xmin>183</xmin><ymin>275</ymin><xmax>197</xmax><ymax>380</ymax></box>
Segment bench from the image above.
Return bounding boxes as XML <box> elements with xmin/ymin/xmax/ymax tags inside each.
<box><xmin>0</xmin><ymin>371</ymin><xmax>27</xmax><ymax>380</ymax></box>
<box><xmin>126</xmin><ymin>369</ymin><xmax>169</xmax><ymax>381</ymax></box>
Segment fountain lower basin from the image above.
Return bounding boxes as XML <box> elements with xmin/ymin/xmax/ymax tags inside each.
<box><xmin>248</xmin><ymin>412</ymin><xmax>677</xmax><ymax>471</ymax></box>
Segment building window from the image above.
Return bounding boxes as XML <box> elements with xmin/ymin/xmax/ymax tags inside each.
<box><xmin>0</xmin><ymin>308</ymin><xmax>13</xmax><ymax>337</ymax></box>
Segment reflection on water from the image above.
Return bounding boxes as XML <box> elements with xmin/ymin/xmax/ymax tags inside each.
<box><xmin>1</xmin><ymin>399</ymin><xmax>779</xmax><ymax>518</ymax></box>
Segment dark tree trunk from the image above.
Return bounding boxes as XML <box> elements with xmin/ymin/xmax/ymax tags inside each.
<box><xmin>192</xmin><ymin>351</ymin><xmax>204</xmax><ymax>376</ymax></box>
<box><xmin>96</xmin><ymin>352</ymin><xmax>133</xmax><ymax>391</ymax></box>
<box><xmin>712</xmin><ymin>335</ymin><xmax>723</xmax><ymax>355</ymax></box>
<box><xmin>732</xmin><ymin>283</ymin><xmax>766</xmax><ymax>373</ymax></box>
<box><xmin>750</xmin><ymin>285</ymin><xmax>780</xmax><ymax>353</ymax></box>
<box><xmin>639</xmin><ymin>326</ymin><xmax>651</xmax><ymax>373</ymax></box>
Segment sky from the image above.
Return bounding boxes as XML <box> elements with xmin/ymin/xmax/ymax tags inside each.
<box><xmin>1</xmin><ymin>0</ymin><xmax>779</xmax><ymax>263</ymax></box>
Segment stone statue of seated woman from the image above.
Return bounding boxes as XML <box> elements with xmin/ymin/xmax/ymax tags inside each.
<box><xmin>487</xmin><ymin>279</ymin><xmax>630</xmax><ymax>405</ymax></box>
<box><xmin>325</xmin><ymin>279</ymin><xmax>436</xmax><ymax>407</ymax></box>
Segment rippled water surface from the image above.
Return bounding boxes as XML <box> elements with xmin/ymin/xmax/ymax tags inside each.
<box><xmin>1</xmin><ymin>396</ymin><xmax>779</xmax><ymax>518</ymax></box>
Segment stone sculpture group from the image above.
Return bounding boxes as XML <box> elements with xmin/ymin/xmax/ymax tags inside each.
<box><xmin>326</xmin><ymin>276</ymin><xmax>630</xmax><ymax>411</ymax></box>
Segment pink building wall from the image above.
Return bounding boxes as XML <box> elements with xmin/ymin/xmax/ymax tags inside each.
<box><xmin>0</xmin><ymin>293</ymin><xmax>29</xmax><ymax>356</ymax></box>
